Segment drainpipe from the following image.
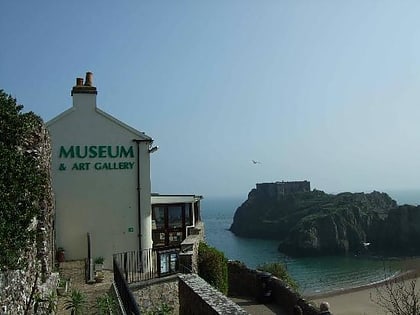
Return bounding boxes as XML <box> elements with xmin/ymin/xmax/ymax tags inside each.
<box><xmin>133</xmin><ymin>139</ymin><xmax>153</xmax><ymax>252</ymax></box>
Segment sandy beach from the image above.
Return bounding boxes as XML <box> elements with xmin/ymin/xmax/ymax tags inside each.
<box><xmin>308</xmin><ymin>258</ymin><xmax>420</xmax><ymax>315</ymax></box>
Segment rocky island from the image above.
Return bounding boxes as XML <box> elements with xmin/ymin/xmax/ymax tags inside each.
<box><xmin>230</xmin><ymin>181</ymin><xmax>420</xmax><ymax>256</ymax></box>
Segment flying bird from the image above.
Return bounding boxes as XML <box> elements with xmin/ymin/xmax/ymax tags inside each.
<box><xmin>252</xmin><ymin>160</ymin><xmax>261</xmax><ymax>164</ymax></box>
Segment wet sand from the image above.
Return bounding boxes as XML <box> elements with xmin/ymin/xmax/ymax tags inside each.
<box><xmin>308</xmin><ymin>258</ymin><xmax>420</xmax><ymax>315</ymax></box>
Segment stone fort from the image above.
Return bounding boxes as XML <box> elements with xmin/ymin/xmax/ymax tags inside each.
<box><xmin>256</xmin><ymin>180</ymin><xmax>310</xmax><ymax>198</ymax></box>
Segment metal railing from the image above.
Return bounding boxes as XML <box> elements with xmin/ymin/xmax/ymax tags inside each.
<box><xmin>113</xmin><ymin>249</ymin><xmax>158</xmax><ymax>284</ymax></box>
<box><xmin>113</xmin><ymin>256</ymin><xmax>141</xmax><ymax>315</ymax></box>
<box><xmin>113</xmin><ymin>248</ymin><xmax>182</xmax><ymax>284</ymax></box>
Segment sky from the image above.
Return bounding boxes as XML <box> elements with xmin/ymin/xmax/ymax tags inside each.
<box><xmin>1</xmin><ymin>1</ymin><xmax>420</xmax><ymax>198</ymax></box>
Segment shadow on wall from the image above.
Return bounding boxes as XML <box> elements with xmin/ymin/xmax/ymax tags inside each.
<box><xmin>227</xmin><ymin>261</ymin><xmax>320</xmax><ymax>315</ymax></box>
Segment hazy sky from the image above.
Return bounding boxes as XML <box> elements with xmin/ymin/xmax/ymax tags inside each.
<box><xmin>2</xmin><ymin>1</ymin><xmax>420</xmax><ymax>197</ymax></box>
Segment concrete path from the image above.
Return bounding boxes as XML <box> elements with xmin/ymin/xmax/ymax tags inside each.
<box><xmin>230</xmin><ymin>296</ymin><xmax>288</xmax><ymax>315</ymax></box>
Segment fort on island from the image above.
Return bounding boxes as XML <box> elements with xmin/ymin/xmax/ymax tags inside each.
<box><xmin>256</xmin><ymin>180</ymin><xmax>310</xmax><ymax>198</ymax></box>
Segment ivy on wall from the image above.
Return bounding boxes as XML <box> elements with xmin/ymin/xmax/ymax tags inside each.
<box><xmin>0</xmin><ymin>90</ymin><xmax>49</xmax><ymax>271</ymax></box>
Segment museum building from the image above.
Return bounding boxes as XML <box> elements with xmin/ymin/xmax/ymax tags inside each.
<box><xmin>47</xmin><ymin>72</ymin><xmax>202</xmax><ymax>273</ymax></box>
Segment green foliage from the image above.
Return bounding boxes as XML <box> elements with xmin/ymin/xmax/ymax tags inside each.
<box><xmin>94</xmin><ymin>256</ymin><xmax>105</xmax><ymax>264</ymax></box>
<box><xmin>198</xmin><ymin>242</ymin><xmax>228</xmax><ymax>294</ymax></box>
<box><xmin>34</xmin><ymin>290</ymin><xmax>58</xmax><ymax>314</ymax></box>
<box><xmin>64</xmin><ymin>289</ymin><xmax>86</xmax><ymax>315</ymax></box>
<box><xmin>145</xmin><ymin>302</ymin><xmax>174</xmax><ymax>315</ymax></box>
<box><xmin>257</xmin><ymin>262</ymin><xmax>299</xmax><ymax>292</ymax></box>
<box><xmin>0</xmin><ymin>89</ymin><xmax>48</xmax><ymax>270</ymax></box>
<box><xmin>96</xmin><ymin>293</ymin><xmax>116</xmax><ymax>314</ymax></box>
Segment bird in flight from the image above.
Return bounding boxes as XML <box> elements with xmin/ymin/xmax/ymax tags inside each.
<box><xmin>252</xmin><ymin>160</ymin><xmax>261</xmax><ymax>164</ymax></box>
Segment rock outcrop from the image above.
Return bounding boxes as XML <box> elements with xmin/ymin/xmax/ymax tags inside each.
<box><xmin>230</xmin><ymin>185</ymin><xmax>420</xmax><ymax>256</ymax></box>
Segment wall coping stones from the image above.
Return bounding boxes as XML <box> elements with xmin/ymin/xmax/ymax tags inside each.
<box><xmin>179</xmin><ymin>274</ymin><xmax>249</xmax><ymax>315</ymax></box>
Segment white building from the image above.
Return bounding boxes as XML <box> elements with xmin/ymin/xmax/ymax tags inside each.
<box><xmin>48</xmin><ymin>72</ymin><xmax>154</xmax><ymax>268</ymax></box>
<box><xmin>48</xmin><ymin>72</ymin><xmax>203</xmax><ymax>273</ymax></box>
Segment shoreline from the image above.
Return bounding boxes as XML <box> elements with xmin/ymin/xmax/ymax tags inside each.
<box><xmin>305</xmin><ymin>257</ymin><xmax>420</xmax><ymax>300</ymax></box>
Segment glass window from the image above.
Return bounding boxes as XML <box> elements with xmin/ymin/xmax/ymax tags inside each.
<box><xmin>185</xmin><ymin>204</ymin><xmax>192</xmax><ymax>225</ymax></box>
<box><xmin>153</xmin><ymin>206</ymin><xmax>165</xmax><ymax>229</ymax></box>
<box><xmin>160</xmin><ymin>254</ymin><xmax>169</xmax><ymax>274</ymax></box>
<box><xmin>153</xmin><ymin>231</ymin><xmax>166</xmax><ymax>246</ymax></box>
<box><xmin>159</xmin><ymin>251</ymin><xmax>178</xmax><ymax>274</ymax></box>
<box><xmin>168</xmin><ymin>205</ymin><xmax>182</xmax><ymax>228</ymax></box>
<box><xmin>168</xmin><ymin>231</ymin><xmax>182</xmax><ymax>245</ymax></box>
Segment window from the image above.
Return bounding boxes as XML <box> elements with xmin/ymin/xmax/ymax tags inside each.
<box><xmin>158</xmin><ymin>250</ymin><xmax>178</xmax><ymax>275</ymax></box>
<box><xmin>152</xmin><ymin>203</ymin><xmax>188</xmax><ymax>248</ymax></box>
<box><xmin>168</xmin><ymin>205</ymin><xmax>182</xmax><ymax>228</ymax></box>
<box><xmin>153</xmin><ymin>206</ymin><xmax>165</xmax><ymax>229</ymax></box>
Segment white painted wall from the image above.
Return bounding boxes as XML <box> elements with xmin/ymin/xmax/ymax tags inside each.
<box><xmin>48</xmin><ymin>89</ymin><xmax>152</xmax><ymax>268</ymax></box>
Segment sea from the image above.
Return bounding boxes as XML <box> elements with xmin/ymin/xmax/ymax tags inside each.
<box><xmin>201</xmin><ymin>190</ymin><xmax>420</xmax><ymax>296</ymax></box>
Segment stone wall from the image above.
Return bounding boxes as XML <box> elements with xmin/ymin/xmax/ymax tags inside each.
<box><xmin>228</xmin><ymin>261</ymin><xmax>259</xmax><ymax>298</ymax></box>
<box><xmin>256</xmin><ymin>180</ymin><xmax>311</xmax><ymax>198</ymax></box>
<box><xmin>179</xmin><ymin>274</ymin><xmax>248</xmax><ymax>315</ymax></box>
<box><xmin>227</xmin><ymin>261</ymin><xmax>319</xmax><ymax>315</ymax></box>
<box><xmin>0</xmin><ymin>122</ymin><xmax>56</xmax><ymax>314</ymax></box>
<box><xmin>179</xmin><ymin>221</ymin><xmax>205</xmax><ymax>273</ymax></box>
<box><xmin>131</xmin><ymin>276</ymin><xmax>179</xmax><ymax>314</ymax></box>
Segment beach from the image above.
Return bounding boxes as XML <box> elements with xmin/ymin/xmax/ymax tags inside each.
<box><xmin>309</xmin><ymin>258</ymin><xmax>420</xmax><ymax>315</ymax></box>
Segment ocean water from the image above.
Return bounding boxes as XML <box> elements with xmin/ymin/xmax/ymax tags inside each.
<box><xmin>201</xmin><ymin>190</ymin><xmax>420</xmax><ymax>295</ymax></box>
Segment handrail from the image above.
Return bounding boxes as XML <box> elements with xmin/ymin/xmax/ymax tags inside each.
<box><xmin>113</xmin><ymin>257</ymin><xmax>141</xmax><ymax>315</ymax></box>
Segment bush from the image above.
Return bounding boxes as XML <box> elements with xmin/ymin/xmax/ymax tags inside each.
<box><xmin>0</xmin><ymin>90</ymin><xmax>49</xmax><ymax>270</ymax></box>
<box><xmin>64</xmin><ymin>289</ymin><xmax>86</xmax><ymax>315</ymax></box>
<box><xmin>257</xmin><ymin>262</ymin><xmax>299</xmax><ymax>292</ymax></box>
<box><xmin>198</xmin><ymin>242</ymin><xmax>228</xmax><ymax>294</ymax></box>
<box><xmin>96</xmin><ymin>293</ymin><xmax>116</xmax><ymax>314</ymax></box>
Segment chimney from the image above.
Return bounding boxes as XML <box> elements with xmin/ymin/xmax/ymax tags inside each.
<box><xmin>71</xmin><ymin>72</ymin><xmax>97</xmax><ymax>109</ymax></box>
<box><xmin>71</xmin><ymin>71</ymin><xmax>97</xmax><ymax>96</ymax></box>
<box><xmin>84</xmin><ymin>72</ymin><xmax>93</xmax><ymax>86</ymax></box>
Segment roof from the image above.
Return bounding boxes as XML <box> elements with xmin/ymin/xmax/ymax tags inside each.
<box><xmin>151</xmin><ymin>194</ymin><xmax>203</xmax><ymax>205</ymax></box>
<box><xmin>47</xmin><ymin>107</ymin><xmax>152</xmax><ymax>141</ymax></box>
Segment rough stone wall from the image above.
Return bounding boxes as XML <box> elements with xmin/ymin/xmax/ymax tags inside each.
<box><xmin>227</xmin><ymin>261</ymin><xmax>319</xmax><ymax>315</ymax></box>
<box><xmin>0</xmin><ymin>123</ymin><xmax>56</xmax><ymax>314</ymax></box>
<box><xmin>179</xmin><ymin>274</ymin><xmax>248</xmax><ymax>315</ymax></box>
<box><xmin>179</xmin><ymin>221</ymin><xmax>205</xmax><ymax>274</ymax></box>
<box><xmin>270</xmin><ymin>277</ymin><xmax>318</xmax><ymax>315</ymax></box>
<box><xmin>132</xmin><ymin>276</ymin><xmax>179</xmax><ymax>314</ymax></box>
<box><xmin>227</xmin><ymin>261</ymin><xmax>259</xmax><ymax>298</ymax></box>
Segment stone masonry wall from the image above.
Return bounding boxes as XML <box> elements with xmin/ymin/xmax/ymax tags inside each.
<box><xmin>179</xmin><ymin>221</ymin><xmax>205</xmax><ymax>274</ymax></box>
<box><xmin>227</xmin><ymin>261</ymin><xmax>319</xmax><ymax>315</ymax></box>
<box><xmin>228</xmin><ymin>261</ymin><xmax>259</xmax><ymax>298</ymax></box>
<box><xmin>179</xmin><ymin>274</ymin><xmax>248</xmax><ymax>315</ymax></box>
<box><xmin>131</xmin><ymin>276</ymin><xmax>179</xmax><ymax>314</ymax></box>
<box><xmin>0</xmin><ymin>122</ymin><xmax>56</xmax><ymax>314</ymax></box>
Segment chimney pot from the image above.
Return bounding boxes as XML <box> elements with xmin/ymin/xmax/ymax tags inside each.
<box><xmin>84</xmin><ymin>72</ymin><xmax>93</xmax><ymax>86</ymax></box>
<box><xmin>76</xmin><ymin>78</ymin><xmax>84</xmax><ymax>86</ymax></box>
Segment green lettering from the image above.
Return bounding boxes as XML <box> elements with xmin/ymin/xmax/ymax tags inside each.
<box><xmin>99</xmin><ymin>146</ymin><xmax>107</xmax><ymax>158</ymax></box>
<box><xmin>89</xmin><ymin>146</ymin><xmax>98</xmax><ymax>158</ymax></box>
<box><xmin>108</xmin><ymin>146</ymin><xmax>119</xmax><ymax>158</ymax></box>
<box><xmin>72</xmin><ymin>163</ymin><xmax>80</xmax><ymax>170</ymax></box>
<box><xmin>120</xmin><ymin>146</ymin><xmax>134</xmax><ymax>158</ymax></box>
<box><xmin>75</xmin><ymin>146</ymin><xmax>88</xmax><ymax>158</ymax></box>
<box><xmin>94</xmin><ymin>162</ymin><xmax>102</xmax><ymax>170</ymax></box>
<box><xmin>59</xmin><ymin>146</ymin><xmax>74</xmax><ymax>158</ymax></box>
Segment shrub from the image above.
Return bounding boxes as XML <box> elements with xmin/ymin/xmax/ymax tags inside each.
<box><xmin>96</xmin><ymin>293</ymin><xmax>116</xmax><ymax>314</ymax></box>
<box><xmin>257</xmin><ymin>262</ymin><xmax>299</xmax><ymax>292</ymax></box>
<box><xmin>198</xmin><ymin>242</ymin><xmax>228</xmax><ymax>294</ymax></box>
<box><xmin>0</xmin><ymin>90</ymin><xmax>50</xmax><ymax>270</ymax></box>
<box><xmin>64</xmin><ymin>289</ymin><xmax>86</xmax><ymax>315</ymax></box>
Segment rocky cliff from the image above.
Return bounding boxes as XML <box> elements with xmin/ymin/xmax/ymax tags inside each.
<box><xmin>230</xmin><ymin>186</ymin><xmax>420</xmax><ymax>256</ymax></box>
